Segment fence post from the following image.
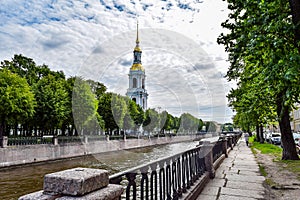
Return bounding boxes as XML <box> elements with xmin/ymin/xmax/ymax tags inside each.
<box><xmin>221</xmin><ymin>136</ymin><xmax>228</xmax><ymax>158</ymax></box>
<box><xmin>52</xmin><ymin>136</ymin><xmax>58</xmax><ymax>146</ymax></box>
<box><xmin>228</xmin><ymin>135</ymin><xmax>233</xmax><ymax>150</ymax></box>
<box><xmin>0</xmin><ymin>136</ymin><xmax>8</xmax><ymax>148</ymax></box>
<box><xmin>84</xmin><ymin>135</ymin><xmax>88</xmax><ymax>144</ymax></box>
<box><xmin>201</xmin><ymin>141</ymin><xmax>215</xmax><ymax>179</ymax></box>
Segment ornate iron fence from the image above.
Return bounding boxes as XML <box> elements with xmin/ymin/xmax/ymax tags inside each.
<box><xmin>212</xmin><ymin>140</ymin><xmax>223</xmax><ymax>163</ymax></box>
<box><xmin>7</xmin><ymin>136</ymin><xmax>52</xmax><ymax>146</ymax></box>
<box><xmin>109</xmin><ymin>134</ymin><xmax>242</xmax><ymax>200</ymax></box>
<box><xmin>109</xmin><ymin>145</ymin><xmax>207</xmax><ymax>200</ymax></box>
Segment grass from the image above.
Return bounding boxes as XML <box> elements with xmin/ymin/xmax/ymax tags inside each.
<box><xmin>279</xmin><ymin>160</ymin><xmax>300</xmax><ymax>178</ymax></box>
<box><xmin>259</xmin><ymin>164</ymin><xmax>267</xmax><ymax>177</ymax></box>
<box><xmin>249</xmin><ymin>136</ymin><xmax>300</xmax><ymax>180</ymax></box>
<box><xmin>265</xmin><ymin>178</ymin><xmax>279</xmax><ymax>188</ymax></box>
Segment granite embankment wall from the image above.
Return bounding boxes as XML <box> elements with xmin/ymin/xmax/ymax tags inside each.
<box><xmin>0</xmin><ymin>135</ymin><xmax>207</xmax><ymax>168</ymax></box>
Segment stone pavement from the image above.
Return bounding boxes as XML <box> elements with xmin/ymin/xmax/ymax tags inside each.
<box><xmin>197</xmin><ymin>139</ymin><xmax>266</xmax><ymax>200</ymax></box>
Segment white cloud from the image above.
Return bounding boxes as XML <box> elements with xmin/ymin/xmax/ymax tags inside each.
<box><xmin>0</xmin><ymin>0</ymin><xmax>234</xmax><ymax>122</ymax></box>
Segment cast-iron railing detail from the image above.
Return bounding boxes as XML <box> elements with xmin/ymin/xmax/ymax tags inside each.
<box><xmin>109</xmin><ymin>133</ymin><xmax>242</xmax><ymax>200</ymax></box>
<box><xmin>109</xmin><ymin>144</ymin><xmax>207</xmax><ymax>200</ymax></box>
<box><xmin>212</xmin><ymin>140</ymin><xmax>223</xmax><ymax>162</ymax></box>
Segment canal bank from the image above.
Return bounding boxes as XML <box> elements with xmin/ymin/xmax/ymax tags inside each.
<box><xmin>0</xmin><ymin>141</ymin><xmax>200</xmax><ymax>200</ymax></box>
<box><xmin>0</xmin><ymin>134</ymin><xmax>210</xmax><ymax>168</ymax></box>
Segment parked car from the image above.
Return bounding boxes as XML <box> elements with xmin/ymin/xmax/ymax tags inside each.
<box><xmin>270</xmin><ymin>133</ymin><xmax>281</xmax><ymax>145</ymax></box>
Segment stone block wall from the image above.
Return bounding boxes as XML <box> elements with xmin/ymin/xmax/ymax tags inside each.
<box><xmin>18</xmin><ymin>168</ymin><xmax>123</xmax><ymax>200</ymax></box>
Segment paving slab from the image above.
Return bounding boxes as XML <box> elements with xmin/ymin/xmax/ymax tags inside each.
<box><xmin>205</xmin><ymin>178</ymin><xmax>225</xmax><ymax>187</ymax></box>
<box><xmin>225</xmin><ymin>174</ymin><xmax>265</xmax><ymax>183</ymax></box>
<box><xmin>220</xmin><ymin>187</ymin><xmax>265</xmax><ymax>199</ymax></box>
<box><xmin>218</xmin><ymin>194</ymin><xmax>257</xmax><ymax>200</ymax></box>
<box><xmin>196</xmin><ymin>194</ymin><xmax>217</xmax><ymax>200</ymax></box>
<box><xmin>226</xmin><ymin>170</ymin><xmax>261</xmax><ymax>176</ymax></box>
<box><xmin>200</xmin><ymin>186</ymin><xmax>219</xmax><ymax>196</ymax></box>
<box><xmin>231</xmin><ymin>166</ymin><xmax>260</xmax><ymax>172</ymax></box>
<box><xmin>226</xmin><ymin>180</ymin><xmax>265</xmax><ymax>191</ymax></box>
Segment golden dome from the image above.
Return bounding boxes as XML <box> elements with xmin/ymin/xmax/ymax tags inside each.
<box><xmin>134</xmin><ymin>46</ymin><xmax>141</xmax><ymax>52</ymax></box>
<box><xmin>130</xmin><ymin>63</ymin><xmax>144</xmax><ymax>71</ymax></box>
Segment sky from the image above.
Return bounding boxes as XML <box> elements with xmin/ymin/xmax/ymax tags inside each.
<box><xmin>0</xmin><ymin>0</ymin><xmax>235</xmax><ymax>123</ymax></box>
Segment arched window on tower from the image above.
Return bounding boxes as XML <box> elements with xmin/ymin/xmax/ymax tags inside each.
<box><xmin>132</xmin><ymin>98</ymin><xmax>136</xmax><ymax>103</ymax></box>
<box><xmin>142</xmin><ymin>79</ymin><xmax>145</xmax><ymax>89</ymax></box>
<box><xmin>143</xmin><ymin>99</ymin><xmax>145</xmax><ymax>109</ymax></box>
<box><xmin>133</xmin><ymin>78</ymin><xmax>137</xmax><ymax>88</ymax></box>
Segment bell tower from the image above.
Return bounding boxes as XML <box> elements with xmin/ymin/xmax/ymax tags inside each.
<box><xmin>126</xmin><ymin>21</ymin><xmax>148</xmax><ymax>110</ymax></box>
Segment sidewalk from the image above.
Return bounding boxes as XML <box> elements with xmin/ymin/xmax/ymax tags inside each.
<box><xmin>197</xmin><ymin>139</ymin><xmax>266</xmax><ymax>200</ymax></box>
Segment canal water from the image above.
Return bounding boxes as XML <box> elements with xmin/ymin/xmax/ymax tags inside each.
<box><xmin>0</xmin><ymin>141</ymin><xmax>198</xmax><ymax>200</ymax></box>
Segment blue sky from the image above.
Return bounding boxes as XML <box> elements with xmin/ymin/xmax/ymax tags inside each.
<box><xmin>0</xmin><ymin>0</ymin><xmax>234</xmax><ymax>123</ymax></box>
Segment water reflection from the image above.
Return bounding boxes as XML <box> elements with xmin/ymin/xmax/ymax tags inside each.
<box><xmin>0</xmin><ymin>141</ymin><xmax>198</xmax><ymax>200</ymax></box>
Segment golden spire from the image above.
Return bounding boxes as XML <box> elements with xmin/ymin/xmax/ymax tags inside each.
<box><xmin>134</xmin><ymin>19</ymin><xmax>141</xmax><ymax>52</ymax></box>
<box><xmin>136</xmin><ymin>20</ymin><xmax>139</xmax><ymax>44</ymax></box>
<box><xmin>131</xmin><ymin>19</ymin><xmax>144</xmax><ymax>71</ymax></box>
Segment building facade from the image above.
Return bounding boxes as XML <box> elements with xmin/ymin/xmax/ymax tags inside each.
<box><xmin>126</xmin><ymin>22</ymin><xmax>148</xmax><ymax>110</ymax></box>
<box><xmin>291</xmin><ymin>103</ymin><xmax>300</xmax><ymax>132</ymax></box>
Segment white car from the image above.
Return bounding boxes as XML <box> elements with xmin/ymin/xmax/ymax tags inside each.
<box><xmin>270</xmin><ymin>133</ymin><xmax>281</xmax><ymax>145</ymax></box>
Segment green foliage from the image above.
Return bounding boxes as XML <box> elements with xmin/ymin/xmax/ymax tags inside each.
<box><xmin>72</xmin><ymin>77</ymin><xmax>99</xmax><ymax>135</ymax></box>
<box><xmin>98</xmin><ymin>92</ymin><xmax>118</xmax><ymax>134</ymax></box>
<box><xmin>111</xmin><ymin>94</ymin><xmax>127</xmax><ymax>130</ymax></box>
<box><xmin>34</xmin><ymin>74</ymin><xmax>69</xmax><ymax>133</ymax></box>
<box><xmin>178</xmin><ymin>113</ymin><xmax>199</xmax><ymax>133</ymax></box>
<box><xmin>0</xmin><ymin>69</ymin><xmax>36</xmax><ymax>136</ymax></box>
<box><xmin>219</xmin><ymin>0</ymin><xmax>300</xmax><ymax>159</ymax></box>
<box><xmin>222</xmin><ymin>123</ymin><xmax>233</xmax><ymax>132</ymax></box>
<box><xmin>205</xmin><ymin>121</ymin><xmax>217</xmax><ymax>132</ymax></box>
<box><xmin>143</xmin><ymin>108</ymin><xmax>159</xmax><ymax>134</ymax></box>
<box><xmin>0</xmin><ymin>54</ymin><xmax>206</xmax><ymax>138</ymax></box>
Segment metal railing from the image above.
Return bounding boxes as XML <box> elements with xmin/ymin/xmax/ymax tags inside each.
<box><xmin>109</xmin><ymin>145</ymin><xmax>207</xmax><ymax>199</ymax></box>
<box><xmin>212</xmin><ymin>140</ymin><xmax>223</xmax><ymax>163</ymax></box>
<box><xmin>109</xmin><ymin>133</ymin><xmax>242</xmax><ymax>200</ymax></box>
<box><xmin>7</xmin><ymin>136</ymin><xmax>52</xmax><ymax>146</ymax></box>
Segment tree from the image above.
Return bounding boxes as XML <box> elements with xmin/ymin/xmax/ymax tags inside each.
<box><xmin>218</xmin><ymin>0</ymin><xmax>300</xmax><ymax>159</ymax></box>
<box><xmin>98</xmin><ymin>92</ymin><xmax>118</xmax><ymax>134</ymax></box>
<box><xmin>0</xmin><ymin>69</ymin><xmax>36</xmax><ymax>137</ymax></box>
<box><xmin>143</xmin><ymin>108</ymin><xmax>159</xmax><ymax>134</ymax></box>
<box><xmin>111</xmin><ymin>94</ymin><xmax>127</xmax><ymax>133</ymax></box>
<box><xmin>198</xmin><ymin>119</ymin><xmax>204</xmax><ymax>132</ymax></box>
<box><xmin>86</xmin><ymin>79</ymin><xmax>107</xmax><ymax>100</ymax></box>
<box><xmin>205</xmin><ymin>121</ymin><xmax>217</xmax><ymax>133</ymax></box>
<box><xmin>179</xmin><ymin>113</ymin><xmax>199</xmax><ymax>134</ymax></box>
<box><xmin>1</xmin><ymin>54</ymin><xmax>65</xmax><ymax>86</ymax></box>
<box><xmin>33</xmin><ymin>74</ymin><xmax>69</xmax><ymax>135</ymax></box>
<box><xmin>129</xmin><ymin>101</ymin><xmax>145</xmax><ymax>132</ymax></box>
<box><xmin>72</xmin><ymin>77</ymin><xmax>100</xmax><ymax>135</ymax></box>
<box><xmin>163</xmin><ymin>112</ymin><xmax>175</xmax><ymax>133</ymax></box>
<box><xmin>289</xmin><ymin>0</ymin><xmax>300</xmax><ymax>53</ymax></box>
<box><xmin>158</xmin><ymin>110</ymin><xmax>168</xmax><ymax>134</ymax></box>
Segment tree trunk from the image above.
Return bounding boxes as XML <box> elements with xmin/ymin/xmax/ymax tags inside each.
<box><xmin>259</xmin><ymin>124</ymin><xmax>264</xmax><ymax>143</ymax></box>
<box><xmin>289</xmin><ymin>0</ymin><xmax>300</xmax><ymax>53</ymax></box>
<box><xmin>276</xmin><ymin>92</ymin><xmax>299</xmax><ymax>160</ymax></box>
<box><xmin>256</xmin><ymin>124</ymin><xmax>260</xmax><ymax>142</ymax></box>
<box><xmin>0</xmin><ymin>120</ymin><xmax>4</xmax><ymax>138</ymax></box>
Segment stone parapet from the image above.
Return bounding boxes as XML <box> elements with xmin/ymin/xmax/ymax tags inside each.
<box><xmin>44</xmin><ymin>168</ymin><xmax>109</xmax><ymax>196</ymax></box>
<box><xmin>19</xmin><ymin>168</ymin><xmax>123</xmax><ymax>200</ymax></box>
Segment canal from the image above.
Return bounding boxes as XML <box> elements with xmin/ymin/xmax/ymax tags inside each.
<box><xmin>0</xmin><ymin>141</ymin><xmax>198</xmax><ymax>200</ymax></box>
